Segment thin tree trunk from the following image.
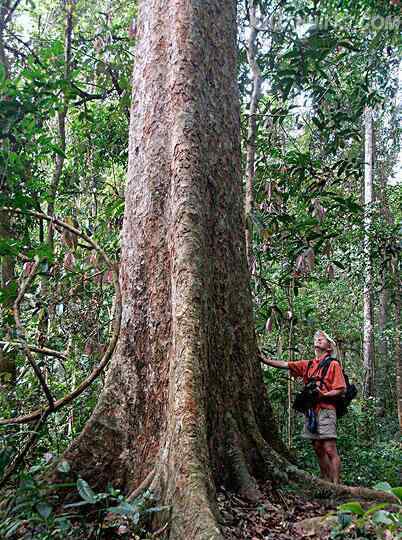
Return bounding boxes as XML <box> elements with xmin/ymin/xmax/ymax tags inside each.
<box><xmin>377</xmin><ymin>169</ymin><xmax>390</xmax><ymax>412</ymax></box>
<box><xmin>377</xmin><ymin>287</ymin><xmax>387</xmax><ymax>403</ymax></box>
<box><xmin>287</xmin><ymin>285</ymin><xmax>295</xmax><ymax>449</ymax></box>
<box><xmin>0</xmin><ymin>1</ymin><xmax>10</xmax><ymax>78</ymax></box>
<box><xmin>363</xmin><ymin>106</ymin><xmax>375</xmax><ymax>397</ymax></box>
<box><xmin>395</xmin><ymin>275</ymin><xmax>402</xmax><ymax>436</ymax></box>
<box><xmin>377</xmin><ymin>157</ymin><xmax>396</xmax><ymax>413</ymax></box>
<box><xmin>37</xmin><ymin>0</ymin><xmax>73</xmax><ymax>347</ymax></box>
<box><xmin>245</xmin><ymin>2</ymin><xmax>262</xmax><ymax>269</ymax></box>
<box><xmin>0</xmin><ymin>4</ymin><xmax>16</xmax><ymax>386</ymax></box>
<box><xmin>47</xmin><ymin>0</ymin><xmax>72</xmax><ymax>228</ymax></box>
<box><xmin>0</xmin><ymin>211</ymin><xmax>16</xmax><ymax>386</ymax></box>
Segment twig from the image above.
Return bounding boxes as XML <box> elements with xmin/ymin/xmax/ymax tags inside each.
<box><xmin>0</xmin><ymin>341</ymin><xmax>68</xmax><ymax>360</ymax></box>
<box><xmin>127</xmin><ymin>468</ymin><xmax>155</xmax><ymax>501</ymax></box>
<box><xmin>13</xmin><ymin>261</ymin><xmax>55</xmax><ymax>409</ymax></box>
<box><xmin>152</xmin><ymin>523</ymin><xmax>169</xmax><ymax>537</ymax></box>
<box><xmin>4</xmin><ymin>30</ymin><xmax>45</xmax><ymax>67</ymax></box>
<box><xmin>1</xmin><ymin>0</ymin><xmax>22</xmax><ymax>30</ymax></box>
<box><xmin>0</xmin><ymin>208</ymin><xmax>122</xmax><ymax>426</ymax></box>
<box><xmin>0</xmin><ymin>411</ymin><xmax>49</xmax><ymax>488</ymax></box>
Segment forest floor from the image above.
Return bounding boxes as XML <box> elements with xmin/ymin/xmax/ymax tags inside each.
<box><xmin>218</xmin><ymin>481</ymin><xmax>342</xmax><ymax>540</ymax></box>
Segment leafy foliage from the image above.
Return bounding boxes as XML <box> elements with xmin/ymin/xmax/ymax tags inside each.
<box><xmin>0</xmin><ymin>463</ymin><xmax>166</xmax><ymax>539</ymax></box>
<box><xmin>329</xmin><ymin>484</ymin><xmax>402</xmax><ymax>539</ymax></box>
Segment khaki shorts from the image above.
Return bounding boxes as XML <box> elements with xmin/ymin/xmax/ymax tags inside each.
<box><xmin>302</xmin><ymin>409</ymin><xmax>337</xmax><ymax>440</ymax></box>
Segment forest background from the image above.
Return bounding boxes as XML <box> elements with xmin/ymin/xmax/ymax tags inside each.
<box><xmin>0</xmin><ymin>0</ymin><xmax>401</xmax><ymax>538</ymax></box>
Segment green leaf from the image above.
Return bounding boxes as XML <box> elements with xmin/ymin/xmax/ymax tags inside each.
<box><xmin>332</xmin><ymin>196</ymin><xmax>362</xmax><ymax>214</ymax></box>
<box><xmin>132</xmin><ymin>511</ymin><xmax>140</xmax><ymax>525</ymax></box>
<box><xmin>57</xmin><ymin>459</ymin><xmax>71</xmax><ymax>473</ymax></box>
<box><xmin>332</xmin><ymin>260</ymin><xmax>346</xmax><ymax>270</ymax></box>
<box><xmin>337</xmin><ymin>41</ymin><xmax>360</xmax><ymax>52</ymax></box>
<box><xmin>391</xmin><ymin>487</ymin><xmax>402</xmax><ymax>501</ymax></box>
<box><xmin>36</xmin><ymin>502</ymin><xmax>53</xmax><ymax>519</ymax></box>
<box><xmin>337</xmin><ymin>502</ymin><xmax>364</xmax><ymax>516</ymax></box>
<box><xmin>107</xmin><ymin>501</ymin><xmax>142</xmax><ymax>525</ymax></box>
<box><xmin>364</xmin><ymin>503</ymin><xmax>388</xmax><ymax>516</ymax></box>
<box><xmin>373</xmin><ymin>482</ymin><xmax>392</xmax><ymax>492</ymax></box>
<box><xmin>337</xmin><ymin>512</ymin><xmax>352</xmax><ymax>529</ymax></box>
<box><xmin>77</xmin><ymin>478</ymin><xmax>97</xmax><ymax>503</ymax></box>
<box><xmin>372</xmin><ymin>510</ymin><xmax>393</xmax><ymax>525</ymax></box>
<box><xmin>0</xmin><ymin>282</ymin><xmax>18</xmax><ymax>305</ymax></box>
<box><xmin>54</xmin><ymin>517</ymin><xmax>71</xmax><ymax>531</ymax></box>
<box><xmin>0</xmin><ymin>64</ymin><xmax>6</xmax><ymax>86</ymax></box>
<box><xmin>49</xmin><ymin>143</ymin><xmax>67</xmax><ymax>158</ymax></box>
<box><xmin>108</xmin><ymin>501</ymin><xmax>135</xmax><ymax>516</ymax></box>
<box><xmin>312</xmin><ymin>116</ymin><xmax>324</xmax><ymax>130</ymax></box>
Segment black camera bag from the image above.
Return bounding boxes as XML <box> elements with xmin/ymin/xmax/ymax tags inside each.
<box><xmin>292</xmin><ymin>355</ymin><xmax>357</xmax><ymax>417</ymax></box>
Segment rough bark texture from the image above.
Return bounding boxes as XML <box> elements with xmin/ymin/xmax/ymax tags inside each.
<box><xmin>63</xmin><ymin>2</ymin><xmax>288</xmax><ymax>538</ymax></box>
<box><xmin>363</xmin><ymin>106</ymin><xmax>375</xmax><ymax>398</ymax></box>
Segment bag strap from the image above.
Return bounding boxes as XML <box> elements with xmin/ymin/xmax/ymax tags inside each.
<box><xmin>318</xmin><ymin>356</ymin><xmax>340</xmax><ymax>389</ymax></box>
<box><xmin>307</xmin><ymin>355</ymin><xmax>334</xmax><ymax>389</ymax></box>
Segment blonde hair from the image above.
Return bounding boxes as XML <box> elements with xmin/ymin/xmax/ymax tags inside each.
<box><xmin>314</xmin><ymin>330</ymin><xmax>337</xmax><ymax>357</ymax></box>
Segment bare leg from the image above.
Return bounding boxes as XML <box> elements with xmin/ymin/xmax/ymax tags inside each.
<box><xmin>322</xmin><ymin>439</ymin><xmax>341</xmax><ymax>484</ymax></box>
<box><xmin>312</xmin><ymin>440</ymin><xmax>331</xmax><ymax>481</ymax></box>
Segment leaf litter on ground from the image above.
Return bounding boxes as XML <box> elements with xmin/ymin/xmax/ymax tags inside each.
<box><xmin>218</xmin><ymin>481</ymin><xmax>337</xmax><ymax>540</ymax></box>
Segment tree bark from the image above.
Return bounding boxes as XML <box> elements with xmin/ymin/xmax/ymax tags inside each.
<box><xmin>0</xmin><ymin>1</ymin><xmax>10</xmax><ymax>78</ymax></box>
<box><xmin>362</xmin><ymin>106</ymin><xmax>375</xmax><ymax>398</ymax></box>
<box><xmin>377</xmin><ymin>166</ymin><xmax>392</xmax><ymax>413</ymax></box>
<box><xmin>0</xmin><ymin>4</ymin><xmax>16</xmax><ymax>386</ymax></box>
<box><xmin>377</xmin><ymin>285</ymin><xmax>387</xmax><ymax>405</ymax></box>
<box><xmin>395</xmin><ymin>276</ymin><xmax>401</xmax><ymax>436</ymax></box>
<box><xmin>61</xmin><ymin>1</ymin><xmax>288</xmax><ymax>538</ymax></box>
<box><xmin>245</xmin><ymin>2</ymin><xmax>262</xmax><ymax>269</ymax></box>
<box><xmin>0</xmin><ymin>210</ymin><xmax>16</xmax><ymax>386</ymax></box>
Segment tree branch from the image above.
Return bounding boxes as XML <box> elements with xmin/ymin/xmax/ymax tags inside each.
<box><xmin>13</xmin><ymin>261</ymin><xmax>55</xmax><ymax>409</ymax></box>
<box><xmin>1</xmin><ymin>0</ymin><xmax>22</xmax><ymax>30</ymax></box>
<box><xmin>0</xmin><ymin>208</ymin><xmax>122</xmax><ymax>427</ymax></box>
<box><xmin>0</xmin><ymin>411</ymin><xmax>49</xmax><ymax>488</ymax></box>
<box><xmin>0</xmin><ymin>341</ymin><xmax>68</xmax><ymax>360</ymax></box>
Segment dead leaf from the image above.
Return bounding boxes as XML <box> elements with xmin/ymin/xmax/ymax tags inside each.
<box><xmin>294</xmin><ymin>515</ymin><xmax>337</xmax><ymax>538</ymax></box>
<box><xmin>63</xmin><ymin>252</ymin><xmax>75</xmax><ymax>270</ymax></box>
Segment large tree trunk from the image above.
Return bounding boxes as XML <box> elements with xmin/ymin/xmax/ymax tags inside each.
<box><xmin>63</xmin><ymin>1</ymin><xmax>288</xmax><ymax>537</ymax></box>
<box><xmin>362</xmin><ymin>106</ymin><xmax>375</xmax><ymax>397</ymax></box>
